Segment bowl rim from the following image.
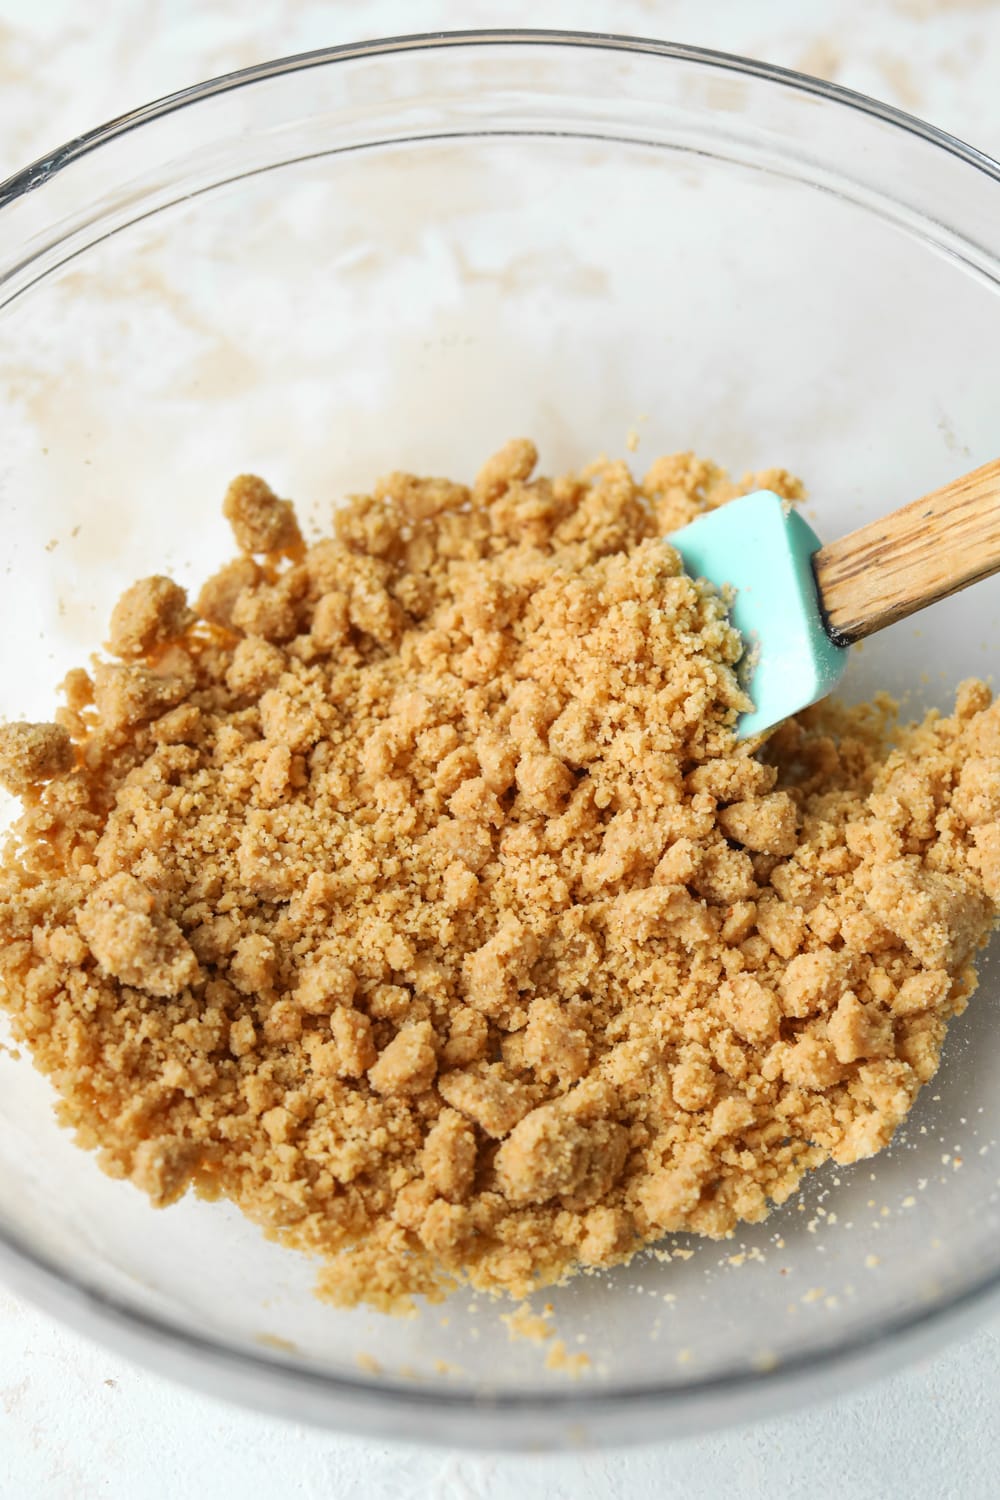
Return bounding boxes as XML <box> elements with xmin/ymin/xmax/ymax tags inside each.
<box><xmin>3</xmin><ymin>25</ymin><xmax>1000</xmax><ymax>1439</ymax></box>
<box><xmin>3</xmin><ymin>25</ymin><xmax>1000</xmax><ymax>207</ymax></box>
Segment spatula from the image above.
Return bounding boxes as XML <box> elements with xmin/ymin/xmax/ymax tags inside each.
<box><xmin>669</xmin><ymin>456</ymin><xmax>1000</xmax><ymax>738</ymax></box>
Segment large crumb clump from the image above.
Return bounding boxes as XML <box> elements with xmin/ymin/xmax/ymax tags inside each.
<box><xmin>1</xmin><ymin>441</ymin><xmax>998</xmax><ymax>1311</ymax></box>
<box><xmin>0</xmin><ymin>720</ymin><xmax>73</xmax><ymax>796</ymax></box>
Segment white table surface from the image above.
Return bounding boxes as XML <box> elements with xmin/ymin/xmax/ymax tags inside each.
<box><xmin>2</xmin><ymin>1</ymin><xmax>1000</xmax><ymax>1495</ymax></box>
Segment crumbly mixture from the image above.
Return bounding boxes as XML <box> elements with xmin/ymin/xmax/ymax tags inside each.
<box><xmin>2</xmin><ymin>442</ymin><xmax>999</xmax><ymax>1312</ymax></box>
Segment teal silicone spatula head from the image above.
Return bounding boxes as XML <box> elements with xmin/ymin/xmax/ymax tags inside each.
<box><xmin>670</xmin><ymin>490</ymin><xmax>848</xmax><ymax>739</ymax></box>
<box><xmin>669</xmin><ymin>457</ymin><xmax>1000</xmax><ymax>740</ymax></box>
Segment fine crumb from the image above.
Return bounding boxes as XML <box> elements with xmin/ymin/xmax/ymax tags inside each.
<box><xmin>255</xmin><ymin>1332</ymin><xmax>298</xmax><ymax>1354</ymax></box>
<box><xmin>502</xmin><ymin>1301</ymin><xmax>556</xmax><ymax>1344</ymax></box>
<box><xmin>544</xmin><ymin>1339</ymin><xmax>591</xmax><ymax>1376</ymax></box>
<box><xmin>1</xmin><ymin>444</ymin><xmax>999</xmax><ymax>1313</ymax></box>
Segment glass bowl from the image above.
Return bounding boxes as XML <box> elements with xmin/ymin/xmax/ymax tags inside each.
<box><xmin>2</xmin><ymin>30</ymin><xmax>1000</xmax><ymax>1451</ymax></box>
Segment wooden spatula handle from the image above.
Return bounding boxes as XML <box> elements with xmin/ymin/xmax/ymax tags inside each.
<box><xmin>812</xmin><ymin>457</ymin><xmax>1000</xmax><ymax>646</ymax></box>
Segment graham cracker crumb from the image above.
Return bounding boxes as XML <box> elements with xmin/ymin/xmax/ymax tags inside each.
<box><xmin>502</xmin><ymin>1301</ymin><xmax>556</xmax><ymax>1344</ymax></box>
<box><xmin>0</xmin><ymin>720</ymin><xmax>73</xmax><ymax>795</ymax></box>
<box><xmin>223</xmin><ymin>474</ymin><xmax>304</xmax><ymax>557</ymax></box>
<box><xmin>255</xmin><ymin>1332</ymin><xmax>298</xmax><ymax>1354</ymax></box>
<box><xmin>1</xmin><ymin>442</ymin><xmax>998</xmax><ymax>1312</ymax></box>
<box><xmin>108</xmin><ymin>576</ymin><xmax>193</xmax><ymax>659</ymax></box>
<box><xmin>544</xmin><ymin>1339</ymin><xmax>591</xmax><ymax>1376</ymax></box>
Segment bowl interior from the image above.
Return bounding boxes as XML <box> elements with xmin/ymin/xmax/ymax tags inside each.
<box><xmin>2</xmin><ymin>35</ymin><xmax>1000</xmax><ymax>1444</ymax></box>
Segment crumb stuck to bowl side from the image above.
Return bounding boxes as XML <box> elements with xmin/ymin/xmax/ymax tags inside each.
<box><xmin>0</xmin><ymin>442</ymin><xmax>998</xmax><ymax>1314</ymax></box>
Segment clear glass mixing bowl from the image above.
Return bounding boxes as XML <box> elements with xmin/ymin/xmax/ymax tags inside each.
<box><xmin>2</xmin><ymin>31</ymin><xmax>1000</xmax><ymax>1450</ymax></box>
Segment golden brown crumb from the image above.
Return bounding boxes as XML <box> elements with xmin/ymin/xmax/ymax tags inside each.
<box><xmin>1</xmin><ymin>443</ymin><xmax>998</xmax><ymax>1313</ymax></box>
<box><xmin>76</xmin><ymin>873</ymin><xmax>200</xmax><ymax>998</ymax></box>
<box><xmin>421</xmin><ymin>1108</ymin><xmax>477</xmax><ymax>1202</ymax></box>
<box><xmin>544</xmin><ymin>1339</ymin><xmax>591</xmax><ymax>1376</ymax></box>
<box><xmin>0</xmin><ymin>721</ymin><xmax>73</xmax><ymax>795</ymax></box>
<box><xmin>108</xmin><ymin>576</ymin><xmax>193</xmax><ymax>659</ymax></box>
<box><xmin>502</xmin><ymin>1301</ymin><xmax>556</xmax><ymax>1343</ymax></box>
<box><xmin>197</xmin><ymin>556</ymin><xmax>262</xmax><ymax>629</ymax></box>
<box><xmin>222</xmin><ymin>474</ymin><xmax>304</xmax><ymax>556</ymax></box>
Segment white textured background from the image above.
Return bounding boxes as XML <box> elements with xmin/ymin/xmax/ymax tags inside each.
<box><xmin>3</xmin><ymin>2</ymin><xmax>1000</xmax><ymax>1496</ymax></box>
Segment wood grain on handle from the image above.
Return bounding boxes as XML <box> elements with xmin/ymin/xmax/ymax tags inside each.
<box><xmin>812</xmin><ymin>457</ymin><xmax>1000</xmax><ymax>646</ymax></box>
